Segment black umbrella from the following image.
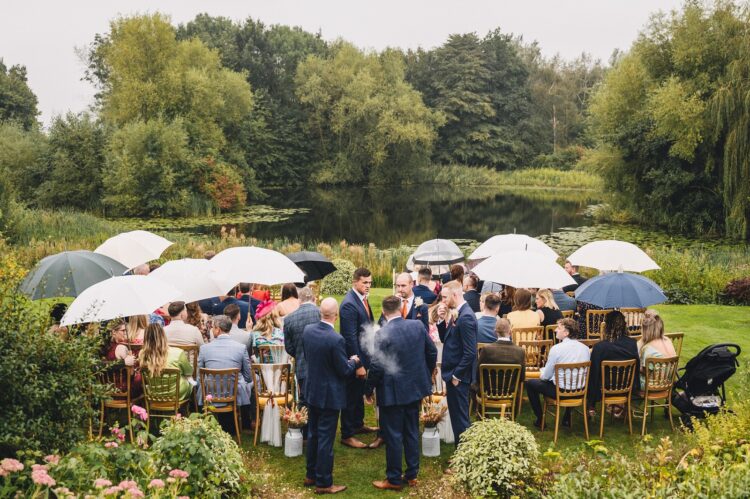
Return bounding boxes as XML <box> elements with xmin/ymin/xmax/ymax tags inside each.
<box><xmin>286</xmin><ymin>251</ymin><xmax>337</xmax><ymax>283</ymax></box>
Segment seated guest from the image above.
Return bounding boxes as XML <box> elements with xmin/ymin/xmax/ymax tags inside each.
<box><xmin>140</xmin><ymin>323</ymin><xmax>193</xmax><ymax>401</ymax></box>
<box><xmin>526</xmin><ymin>318</ymin><xmax>590</xmax><ymax>428</ymax></box>
<box><xmin>164</xmin><ymin>301</ymin><xmax>204</xmax><ymax>346</ymax></box>
<box><xmin>576</xmin><ymin>301</ymin><xmax>603</xmax><ymax>338</ymax></box>
<box><xmin>125</xmin><ymin>314</ymin><xmax>148</xmax><ymax>345</ymax></box>
<box><xmin>251</xmin><ymin>301</ymin><xmax>284</xmax><ymax>359</ymax></box>
<box><xmin>507</xmin><ymin>289</ymin><xmax>541</xmax><ymax>329</ymax></box>
<box><xmin>463</xmin><ymin>274</ymin><xmax>481</xmax><ymax>313</ymax></box>
<box><xmin>637</xmin><ymin>313</ymin><xmax>676</xmax><ymax>388</ymax></box>
<box><xmin>186</xmin><ymin>302</ymin><xmax>210</xmax><ymax>343</ymax></box>
<box><xmin>473</xmin><ymin>318</ymin><xmax>525</xmax><ymax>391</ymax></box>
<box><xmin>552</xmin><ymin>289</ymin><xmax>576</xmax><ymax>312</ymax></box>
<box><xmin>499</xmin><ymin>285</ymin><xmax>515</xmax><ymax>317</ymax></box>
<box><xmin>225</xmin><ymin>303</ymin><xmax>252</xmax><ymax>350</ymax></box>
<box><xmin>103</xmin><ymin>319</ymin><xmax>141</xmax><ymax>394</ymax></box>
<box><xmin>276</xmin><ymin>283</ymin><xmax>300</xmax><ymax>317</ymax></box>
<box><xmin>476</xmin><ymin>293</ymin><xmax>502</xmax><ymax>343</ymax></box>
<box><xmin>413</xmin><ymin>267</ymin><xmax>438</xmax><ymax>305</ymax></box>
<box><xmin>562</xmin><ymin>261</ymin><xmax>587</xmax><ymax>293</ymax></box>
<box><xmin>216</xmin><ymin>292</ymin><xmax>251</xmax><ymax>329</ymax></box>
<box><xmin>587</xmin><ymin>311</ymin><xmax>639</xmax><ymax>417</ymax></box>
<box><xmin>535</xmin><ymin>289</ymin><xmax>563</xmax><ymax>327</ymax></box>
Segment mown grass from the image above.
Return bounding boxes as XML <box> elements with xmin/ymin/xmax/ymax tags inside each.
<box><xmin>241</xmin><ymin>298</ymin><xmax>750</xmax><ymax>498</ymax></box>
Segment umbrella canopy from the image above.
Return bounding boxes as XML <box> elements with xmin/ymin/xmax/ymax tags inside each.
<box><xmin>286</xmin><ymin>251</ymin><xmax>337</xmax><ymax>283</ymax></box>
<box><xmin>19</xmin><ymin>250</ymin><xmax>128</xmax><ymax>300</ymax></box>
<box><xmin>209</xmin><ymin>246</ymin><xmax>305</xmax><ymax>291</ymax></box>
<box><xmin>412</xmin><ymin>239</ymin><xmax>464</xmax><ymax>266</ymax></box>
<box><xmin>472</xmin><ymin>250</ymin><xmax>575</xmax><ymax>289</ymax></box>
<box><xmin>468</xmin><ymin>234</ymin><xmax>558</xmax><ymax>264</ymax></box>
<box><xmin>95</xmin><ymin>230</ymin><xmax>173</xmax><ymax>270</ymax></box>
<box><xmin>574</xmin><ymin>271</ymin><xmax>667</xmax><ymax>309</ymax></box>
<box><xmin>61</xmin><ymin>275</ymin><xmax>181</xmax><ymax>326</ymax></box>
<box><xmin>148</xmin><ymin>258</ymin><xmax>226</xmax><ymax>303</ymax></box>
<box><xmin>567</xmin><ymin>240</ymin><xmax>660</xmax><ymax>272</ymax></box>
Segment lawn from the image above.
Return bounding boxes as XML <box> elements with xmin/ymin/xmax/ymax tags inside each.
<box><xmin>244</xmin><ymin>293</ymin><xmax>749</xmax><ymax>497</ymax></box>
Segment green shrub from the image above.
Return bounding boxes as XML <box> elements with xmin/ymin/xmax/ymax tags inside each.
<box><xmin>451</xmin><ymin>418</ymin><xmax>539</xmax><ymax>497</ymax></box>
<box><xmin>532</xmin><ymin>146</ymin><xmax>585</xmax><ymax>171</ymax></box>
<box><xmin>321</xmin><ymin>258</ymin><xmax>356</xmax><ymax>296</ymax></box>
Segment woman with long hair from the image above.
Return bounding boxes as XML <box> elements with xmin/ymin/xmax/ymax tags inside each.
<box><xmin>507</xmin><ymin>288</ymin><xmax>540</xmax><ymax>328</ymax></box>
<box><xmin>139</xmin><ymin>323</ymin><xmax>193</xmax><ymax>400</ymax></box>
<box><xmin>126</xmin><ymin>314</ymin><xmax>148</xmax><ymax>345</ymax></box>
<box><xmin>637</xmin><ymin>312</ymin><xmax>676</xmax><ymax>387</ymax></box>
<box><xmin>251</xmin><ymin>301</ymin><xmax>284</xmax><ymax>361</ymax></box>
<box><xmin>104</xmin><ymin>318</ymin><xmax>142</xmax><ymax>394</ymax></box>
<box><xmin>185</xmin><ymin>301</ymin><xmax>210</xmax><ymax>343</ymax></box>
<box><xmin>535</xmin><ymin>288</ymin><xmax>563</xmax><ymax>327</ymax></box>
<box><xmin>276</xmin><ymin>283</ymin><xmax>300</xmax><ymax>317</ymax></box>
<box><xmin>499</xmin><ymin>285</ymin><xmax>516</xmax><ymax>317</ymax></box>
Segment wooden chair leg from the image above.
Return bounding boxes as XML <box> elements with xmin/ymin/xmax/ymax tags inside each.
<box><xmin>253</xmin><ymin>404</ymin><xmax>260</xmax><ymax>446</ymax></box>
<box><xmin>582</xmin><ymin>402</ymin><xmax>589</xmax><ymax>440</ymax></box>
<box><xmin>599</xmin><ymin>402</ymin><xmax>605</xmax><ymax>438</ymax></box>
<box><xmin>667</xmin><ymin>398</ymin><xmax>675</xmax><ymax>431</ymax></box>
<box><xmin>553</xmin><ymin>405</ymin><xmax>560</xmax><ymax>444</ymax></box>
<box><xmin>627</xmin><ymin>398</ymin><xmax>633</xmax><ymax>435</ymax></box>
<box><xmin>234</xmin><ymin>407</ymin><xmax>242</xmax><ymax>445</ymax></box>
<box><xmin>641</xmin><ymin>399</ymin><xmax>648</xmax><ymax>436</ymax></box>
<box><xmin>541</xmin><ymin>400</ymin><xmax>547</xmax><ymax>431</ymax></box>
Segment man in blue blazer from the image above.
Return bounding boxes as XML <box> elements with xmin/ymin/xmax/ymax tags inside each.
<box><xmin>302</xmin><ymin>298</ymin><xmax>362</xmax><ymax>494</ymax></box>
<box><xmin>216</xmin><ymin>293</ymin><xmax>252</xmax><ymax>329</ymax></box>
<box><xmin>365</xmin><ymin>296</ymin><xmax>437</xmax><ymax>491</ymax></box>
<box><xmin>338</xmin><ymin>268</ymin><xmax>374</xmax><ymax>448</ymax></box>
<box><xmin>412</xmin><ymin>267</ymin><xmax>437</xmax><ymax>305</ymax></box>
<box><xmin>437</xmin><ymin>280</ymin><xmax>478</xmax><ymax>445</ymax></box>
<box><xmin>377</xmin><ymin>273</ymin><xmax>429</xmax><ymax>332</ymax></box>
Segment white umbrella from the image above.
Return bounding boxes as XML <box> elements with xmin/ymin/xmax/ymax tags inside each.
<box><xmin>148</xmin><ymin>258</ymin><xmax>226</xmax><ymax>303</ymax></box>
<box><xmin>567</xmin><ymin>240</ymin><xmax>660</xmax><ymax>272</ymax></box>
<box><xmin>468</xmin><ymin>234</ymin><xmax>559</xmax><ymax>265</ymax></box>
<box><xmin>95</xmin><ymin>230</ymin><xmax>173</xmax><ymax>270</ymax></box>
<box><xmin>61</xmin><ymin>275</ymin><xmax>181</xmax><ymax>326</ymax></box>
<box><xmin>209</xmin><ymin>246</ymin><xmax>305</xmax><ymax>291</ymax></box>
<box><xmin>472</xmin><ymin>250</ymin><xmax>576</xmax><ymax>289</ymax></box>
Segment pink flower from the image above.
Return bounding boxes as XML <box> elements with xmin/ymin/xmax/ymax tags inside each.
<box><xmin>111</xmin><ymin>427</ymin><xmax>126</xmax><ymax>442</ymax></box>
<box><xmin>0</xmin><ymin>469</ymin><xmax>8</xmax><ymax>477</ymax></box>
<box><xmin>32</xmin><ymin>464</ymin><xmax>48</xmax><ymax>472</ymax></box>
<box><xmin>104</xmin><ymin>441</ymin><xmax>119</xmax><ymax>449</ymax></box>
<box><xmin>31</xmin><ymin>469</ymin><xmax>56</xmax><ymax>487</ymax></box>
<box><xmin>166</xmin><ymin>477</ymin><xmax>176</xmax><ymax>484</ymax></box>
<box><xmin>118</xmin><ymin>480</ymin><xmax>138</xmax><ymax>490</ymax></box>
<box><xmin>175</xmin><ymin>412</ymin><xmax>182</xmax><ymax>420</ymax></box>
<box><xmin>148</xmin><ymin>479</ymin><xmax>165</xmax><ymax>489</ymax></box>
<box><xmin>44</xmin><ymin>455</ymin><xmax>60</xmax><ymax>465</ymax></box>
<box><xmin>178</xmin><ymin>496</ymin><xmax>190</xmax><ymax>499</ymax></box>
<box><xmin>94</xmin><ymin>478</ymin><xmax>112</xmax><ymax>488</ymax></box>
<box><xmin>53</xmin><ymin>487</ymin><xmax>71</xmax><ymax>496</ymax></box>
<box><xmin>168</xmin><ymin>469</ymin><xmax>189</xmax><ymax>479</ymax></box>
<box><xmin>0</xmin><ymin>458</ymin><xmax>24</xmax><ymax>473</ymax></box>
<box><xmin>131</xmin><ymin>404</ymin><xmax>148</xmax><ymax>421</ymax></box>
<box><xmin>205</xmin><ymin>394</ymin><xmax>213</xmax><ymax>403</ymax></box>
<box><xmin>103</xmin><ymin>486</ymin><xmax>122</xmax><ymax>496</ymax></box>
<box><xmin>126</xmin><ymin>489</ymin><xmax>145</xmax><ymax>498</ymax></box>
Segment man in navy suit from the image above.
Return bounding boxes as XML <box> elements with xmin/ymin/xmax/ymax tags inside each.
<box><xmin>365</xmin><ymin>296</ymin><xmax>437</xmax><ymax>490</ymax></box>
<box><xmin>412</xmin><ymin>267</ymin><xmax>437</xmax><ymax>305</ymax></box>
<box><xmin>215</xmin><ymin>293</ymin><xmax>252</xmax><ymax>329</ymax></box>
<box><xmin>237</xmin><ymin>282</ymin><xmax>261</xmax><ymax>322</ymax></box>
<box><xmin>377</xmin><ymin>272</ymin><xmax>429</xmax><ymax>331</ymax></box>
<box><xmin>463</xmin><ymin>274</ymin><xmax>481</xmax><ymax>313</ymax></box>
<box><xmin>339</xmin><ymin>268</ymin><xmax>374</xmax><ymax>449</ymax></box>
<box><xmin>437</xmin><ymin>280</ymin><xmax>477</xmax><ymax>445</ymax></box>
<box><xmin>302</xmin><ymin>298</ymin><xmax>362</xmax><ymax>494</ymax></box>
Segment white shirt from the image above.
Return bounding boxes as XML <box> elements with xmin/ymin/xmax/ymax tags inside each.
<box><xmin>353</xmin><ymin>288</ymin><xmax>369</xmax><ymax>307</ymax></box>
<box><xmin>541</xmin><ymin>338</ymin><xmax>590</xmax><ymax>388</ymax></box>
<box><xmin>164</xmin><ymin>319</ymin><xmax>204</xmax><ymax>346</ymax></box>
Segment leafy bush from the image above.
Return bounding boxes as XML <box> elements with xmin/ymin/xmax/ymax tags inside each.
<box><xmin>321</xmin><ymin>258</ymin><xmax>356</xmax><ymax>296</ymax></box>
<box><xmin>722</xmin><ymin>277</ymin><xmax>750</xmax><ymax>305</ymax></box>
<box><xmin>532</xmin><ymin>146</ymin><xmax>585</xmax><ymax>171</ymax></box>
<box><xmin>451</xmin><ymin>418</ymin><xmax>539</xmax><ymax>497</ymax></box>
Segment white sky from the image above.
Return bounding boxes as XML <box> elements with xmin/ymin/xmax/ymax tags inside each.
<box><xmin>0</xmin><ymin>0</ymin><xmax>685</xmax><ymax>126</ymax></box>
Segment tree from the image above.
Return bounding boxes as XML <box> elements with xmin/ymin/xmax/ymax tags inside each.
<box><xmin>0</xmin><ymin>60</ymin><xmax>39</xmax><ymax>130</ymax></box>
<box><xmin>0</xmin><ymin>123</ymin><xmax>46</xmax><ymax>203</ymax></box>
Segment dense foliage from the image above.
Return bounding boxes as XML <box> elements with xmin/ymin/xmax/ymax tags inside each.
<box><xmin>0</xmin><ymin>59</ymin><xmax>38</xmax><ymax>130</ymax></box>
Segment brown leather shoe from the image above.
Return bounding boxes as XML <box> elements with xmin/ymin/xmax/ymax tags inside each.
<box><xmin>315</xmin><ymin>485</ymin><xmax>347</xmax><ymax>494</ymax></box>
<box><xmin>354</xmin><ymin>425</ymin><xmax>379</xmax><ymax>434</ymax></box>
<box><xmin>372</xmin><ymin>479</ymin><xmax>403</xmax><ymax>491</ymax></box>
<box><xmin>367</xmin><ymin>436</ymin><xmax>385</xmax><ymax>449</ymax></box>
<box><xmin>405</xmin><ymin>478</ymin><xmax>418</xmax><ymax>487</ymax></box>
<box><xmin>340</xmin><ymin>437</ymin><xmax>368</xmax><ymax>449</ymax></box>
<box><xmin>303</xmin><ymin>478</ymin><xmax>316</xmax><ymax>487</ymax></box>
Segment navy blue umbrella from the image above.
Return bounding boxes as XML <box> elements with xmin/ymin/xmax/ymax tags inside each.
<box><xmin>574</xmin><ymin>271</ymin><xmax>667</xmax><ymax>309</ymax></box>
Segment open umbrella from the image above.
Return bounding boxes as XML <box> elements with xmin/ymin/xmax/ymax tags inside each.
<box><xmin>61</xmin><ymin>275</ymin><xmax>181</xmax><ymax>326</ymax></box>
<box><xmin>412</xmin><ymin>239</ymin><xmax>464</xmax><ymax>266</ymax></box>
<box><xmin>574</xmin><ymin>271</ymin><xmax>667</xmax><ymax>309</ymax></box>
<box><xmin>468</xmin><ymin>234</ymin><xmax>558</xmax><ymax>265</ymax></box>
<box><xmin>209</xmin><ymin>246</ymin><xmax>305</xmax><ymax>291</ymax></box>
<box><xmin>286</xmin><ymin>251</ymin><xmax>337</xmax><ymax>282</ymax></box>
<box><xmin>95</xmin><ymin>230</ymin><xmax>173</xmax><ymax>270</ymax></box>
<box><xmin>19</xmin><ymin>250</ymin><xmax>128</xmax><ymax>300</ymax></box>
<box><xmin>472</xmin><ymin>250</ymin><xmax>575</xmax><ymax>289</ymax></box>
<box><xmin>567</xmin><ymin>240</ymin><xmax>660</xmax><ymax>272</ymax></box>
<box><xmin>148</xmin><ymin>258</ymin><xmax>226</xmax><ymax>303</ymax></box>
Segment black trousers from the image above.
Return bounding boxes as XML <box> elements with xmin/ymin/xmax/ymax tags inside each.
<box><xmin>526</xmin><ymin>379</ymin><xmax>571</xmax><ymax>423</ymax></box>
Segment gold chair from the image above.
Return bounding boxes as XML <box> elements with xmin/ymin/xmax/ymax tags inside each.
<box><xmin>542</xmin><ymin>361</ymin><xmax>591</xmax><ymax>443</ymax></box>
<box><xmin>561</xmin><ymin>310</ymin><xmax>575</xmax><ymax>319</ymax></box>
<box><xmin>544</xmin><ymin>324</ymin><xmax>557</xmax><ymax>341</ymax></box>
<box><xmin>512</xmin><ymin>326</ymin><xmax>544</xmax><ymax>344</ymax></box>
<box><xmin>475</xmin><ymin>364</ymin><xmax>522</xmax><ymax>420</ymax></box>
<box><xmin>142</xmin><ymin>368</ymin><xmax>190</xmax><ymax>434</ymax></box>
<box><xmin>565</xmin><ymin>291</ymin><xmax>575</xmax><ymax>298</ymax></box>
<box><xmin>585</xmin><ymin>309</ymin><xmax>612</xmax><ymax>339</ymax></box>
<box><xmin>665</xmin><ymin>333</ymin><xmax>684</xmax><ymax>358</ymax></box>
<box><xmin>599</xmin><ymin>359</ymin><xmax>636</xmax><ymax>438</ymax></box>
<box><xmin>251</xmin><ymin>363</ymin><xmax>293</xmax><ymax>446</ymax></box>
<box><xmin>256</xmin><ymin>344</ymin><xmax>287</xmax><ymax>363</ymax></box>
<box><xmin>200</xmin><ymin>367</ymin><xmax>242</xmax><ymax>444</ymax></box>
<box><xmin>579</xmin><ymin>339</ymin><xmax>601</xmax><ymax>349</ymax></box>
<box><xmin>97</xmin><ymin>365</ymin><xmax>143</xmax><ymax>442</ymax></box>
<box><xmin>169</xmin><ymin>344</ymin><xmax>199</xmax><ymax>411</ymax></box>
<box><xmin>638</xmin><ymin>356</ymin><xmax>679</xmax><ymax>436</ymax></box>
<box><xmin>517</xmin><ymin>339</ymin><xmax>552</xmax><ymax>416</ymax></box>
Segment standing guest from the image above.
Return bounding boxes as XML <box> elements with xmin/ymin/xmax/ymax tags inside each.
<box><xmin>576</xmin><ymin>301</ymin><xmax>603</xmax><ymax>338</ymax></box>
<box><xmin>473</xmin><ymin>318</ymin><xmax>525</xmax><ymax>391</ymax></box>
<box><xmin>553</xmin><ymin>289</ymin><xmax>576</xmax><ymax>312</ymax></box>
<box><xmin>238</xmin><ymin>282</ymin><xmax>261</xmax><ymax>322</ymax></box>
<box><xmin>463</xmin><ymin>274</ymin><xmax>481</xmax><ymax>313</ymax></box>
<box><xmin>276</xmin><ymin>283</ymin><xmax>300</xmax><ymax>317</ymax></box>
<box><xmin>139</xmin><ymin>323</ymin><xmax>193</xmax><ymax>401</ymax></box>
<box><xmin>526</xmin><ymin>318</ymin><xmax>590</xmax><ymax>428</ymax></box>
<box><xmin>535</xmin><ymin>289</ymin><xmax>563</xmax><ymax>327</ymax></box>
<box><xmin>437</xmin><ymin>280</ymin><xmax>477</xmax><ymax>445</ymax></box>
<box><xmin>250</xmin><ymin>301</ymin><xmax>284</xmax><ymax>356</ymax></box>
<box><xmin>132</xmin><ymin>263</ymin><xmax>150</xmax><ymax>276</ymax></box>
<box><xmin>562</xmin><ymin>261</ymin><xmax>587</xmax><ymax>293</ymax></box>
<box><xmin>507</xmin><ymin>289</ymin><xmax>541</xmax><ymax>329</ymax></box>
<box><xmin>186</xmin><ymin>302</ymin><xmax>210</xmax><ymax>343</ymax></box>
<box><xmin>499</xmin><ymin>286</ymin><xmax>516</xmax><ymax>317</ymax></box>
<box><xmin>426</xmin><ymin>297</ymin><xmax>443</xmax><ymax>344</ymax></box>
<box><xmin>216</xmin><ymin>293</ymin><xmax>251</xmax><ymax>329</ymax></box>
<box><xmin>412</xmin><ymin>267</ymin><xmax>438</xmax><ymax>305</ymax></box>
<box><xmin>476</xmin><ymin>293</ymin><xmax>502</xmax><ymax>343</ymax></box>
<box><xmin>366</xmin><ymin>296</ymin><xmax>437</xmax><ymax>491</ymax></box>
<box><xmin>379</xmin><ymin>273</ymin><xmax>429</xmax><ymax>331</ymax></box>
<box><xmin>164</xmin><ymin>301</ymin><xmax>204</xmax><ymax>346</ymax></box>
<box><xmin>637</xmin><ymin>313</ymin><xmax>676</xmax><ymax>388</ymax></box>
<box><xmin>339</xmin><ymin>268</ymin><xmax>375</xmax><ymax>449</ymax></box>
<box><xmin>449</xmin><ymin>264</ymin><xmax>465</xmax><ymax>286</ymax></box>
<box><xmin>587</xmin><ymin>311</ymin><xmax>639</xmax><ymax>417</ymax></box>
<box><xmin>303</xmin><ymin>298</ymin><xmax>361</xmax><ymax>495</ymax></box>
<box><xmin>225</xmin><ymin>304</ymin><xmax>252</xmax><ymax>350</ymax></box>
<box><xmin>125</xmin><ymin>314</ymin><xmax>148</xmax><ymax>345</ymax></box>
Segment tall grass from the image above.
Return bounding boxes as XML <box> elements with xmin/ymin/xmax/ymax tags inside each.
<box><xmin>423</xmin><ymin>164</ymin><xmax>602</xmax><ymax>190</ymax></box>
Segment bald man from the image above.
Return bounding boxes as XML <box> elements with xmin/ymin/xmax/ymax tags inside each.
<box><xmin>378</xmin><ymin>273</ymin><xmax>429</xmax><ymax>332</ymax></box>
<box><xmin>302</xmin><ymin>297</ymin><xmax>362</xmax><ymax>494</ymax></box>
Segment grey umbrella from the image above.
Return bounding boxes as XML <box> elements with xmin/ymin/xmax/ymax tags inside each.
<box><xmin>19</xmin><ymin>250</ymin><xmax>128</xmax><ymax>300</ymax></box>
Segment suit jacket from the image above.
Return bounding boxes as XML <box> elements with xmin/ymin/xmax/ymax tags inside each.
<box><xmin>364</xmin><ymin>317</ymin><xmax>437</xmax><ymax>407</ymax></box>
<box><xmin>302</xmin><ymin>321</ymin><xmax>358</xmax><ymax>410</ymax></box>
<box><xmin>437</xmin><ymin>303</ymin><xmax>477</xmax><ymax>384</ymax></box>
<box><xmin>339</xmin><ymin>289</ymin><xmax>374</xmax><ymax>368</ymax></box>
<box><xmin>377</xmin><ymin>298</ymin><xmax>429</xmax><ymax>332</ymax></box>
<box><xmin>412</xmin><ymin>284</ymin><xmax>437</xmax><ymax>305</ymax></box>
<box><xmin>283</xmin><ymin>302</ymin><xmax>320</xmax><ymax>379</ymax></box>
<box><xmin>475</xmin><ymin>339</ymin><xmax>526</xmax><ymax>389</ymax></box>
<box><xmin>562</xmin><ymin>273</ymin><xmax>587</xmax><ymax>293</ymax></box>
<box><xmin>464</xmin><ymin>290</ymin><xmax>481</xmax><ymax>313</ymax></box>
<box><xmin>239</xmin><ymin>294</ymin><xmax>260</xmax><ymax>320</ymax></box>
<box><xmin>198</xmin><ymin>335</ymin><xmax>253</xmax><ymax>406</ymax></box>
<box><xmin>216</xmin><ymin>297</ymin><xmax>250</xmax><ymax>329</ymax></box>
<box><xmin>198</xmin><ymin>297</ymin><xmax>221</xmax><ymax>316</ymax></box>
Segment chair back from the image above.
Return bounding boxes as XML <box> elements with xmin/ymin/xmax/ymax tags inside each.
<box><xmin>518</xmin><ymin>339</ymin><xmax>552</xmax><ymax>372</ymax></box>
<box><xmin>553</xmin><ymin>361</ymin><xmax>590</xmax><ymax>397</ymax></box>
<box><xmin>199</xmin><ymin>368</ymin><xmax>240</xmax><ymax>408</ymax></box>
<box><xmin>579</xmin><ymin>338</ymin><xmax>600</xmax><ymax>349</ymax></box>
<box><xmin>98</xmin><ymin>364</ymin><xmax>132</xmax><ymax>403</ymax></box>
<box><xmin>621</xmin><ymin>307</ymin><xmax>646</xmax><ymax>334</ymax></box>
<box><xmin>169</xmin><ymin>344</ymin><xmax>198</xmax><ymax>376</ymax></box>
<box><xmin>478</xmin><ymin>364</ymin><xmax>521</xmax><ymax>402</ymax></box>
<box><xmin>664</xmin><ymin>333</ymin><xmax>684</xmax><ymax>358</ymax></box>
<box><xmin>644</xmin><ymin>357</ymin><xmax>679</xmax><ymax>393</ymax></box>
<box><xmin>512</xmin><ymin>326</ymin><xmax>543</xmax><ymax>344</ymax></box>
<box><xmin>561</xmin><ymin>310</ymin><xmax>575</xmax><ymax>319</ymax></box>
<box><xmin>565</xmin><ymin>291</ymin><xmax>575</xmax><ymax>298</ymax></box>
<box><xmin>477</xmin><ymin>342</ymin><xmax>494</xmax><ymax>357</ymax></box>
<box><xmin>601</xmin><ymin>359</ymin><xmax>636</xmax><ymax>396</ymax></box>
<box><xmin>585</xmin><ymin>309</ymin><xmax>612</xmax><ymax>339</ymax></box>
<box><xmin>544</xmin><ymin>324</ymin><xmax>557</xmax><ymax>341</ymax></box>
<box><xmin>143</xmin><ymin>368</ymin><xmax>181</xmax><ymax>409</ymax></box>
<box><xmin>251</xmin><ymin>363</ymin><xmax>292</xmax><ymax>397</ymax></box>
<box><xmin>256</xmin><ymin>344</ymin><xmax>287</xmax><ymax>363</ymax></box>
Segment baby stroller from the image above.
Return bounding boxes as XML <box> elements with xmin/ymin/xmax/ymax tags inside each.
<box><xmin>672</xmin><ymin>343</ymin><xmax>741</xmax><ymax>428</ymax></box>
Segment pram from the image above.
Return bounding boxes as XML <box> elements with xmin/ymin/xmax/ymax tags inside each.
<box><xmin>672</xmin><ymin>343</ymin><xmax>741</xmax><ymax>428</ymax></box>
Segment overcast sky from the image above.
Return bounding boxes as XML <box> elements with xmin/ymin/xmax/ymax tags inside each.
<box><xmin>1</xmin><ymin>0</ymin><xmax>685</xmax><ymax>126</ymax></box>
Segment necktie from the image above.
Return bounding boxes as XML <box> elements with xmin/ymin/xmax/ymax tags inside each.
<box><xmin>363</xmin><ymin>297</ymin><xmax>371</xmax><ymax>317</ymax></box>
<box><xmin>401</xmin><ymin>299</ymin><xmax>408</xmax><ymax>318</ymax></box>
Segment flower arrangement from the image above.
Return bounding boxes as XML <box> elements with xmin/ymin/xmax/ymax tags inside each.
<box><xmin>420</xmin><ymin>403</ymin><xmax>447</xmax><ymax>428</ymax></box>
<box><xmin>281</xmin><ymin>406</ymin><xmax>309</xmax><ymax>429</ymax></box>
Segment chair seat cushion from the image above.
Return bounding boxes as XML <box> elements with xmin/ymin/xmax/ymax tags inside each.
<box><xmin>258</xmin><ymin>395</ymin><xmax>291</xmax><ymax>408</ymax></box>
<box><xmin>639</xmin><ymin>390</ymin><xmax>670</xmax><ymax>399</ymax></box>
<box><xmin>544</xmin><ymin>396</ymin><xmax>585</xmax><ymax>407</ymax></box>
<box><xmin>526</xmin><ymin>371</ymin><xmax>541</xmax><ymax>379</ymax></box>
